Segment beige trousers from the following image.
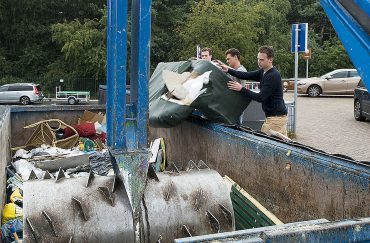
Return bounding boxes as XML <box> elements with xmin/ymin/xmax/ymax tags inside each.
<box><xmin>261</xmin><ymin>115</ymin><xmax>288</xmax><ymax>136</ymax></box>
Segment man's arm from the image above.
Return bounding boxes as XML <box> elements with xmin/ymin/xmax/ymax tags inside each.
<box><xmin>215</xmin><ymin>60</ymin><xmax>260</xmax><ymax>81</ymax></box>
<box><xmin>227</xmin><ymin>69</ymin><xmax>261</xmax><ymax>81</ymax></box>
<box><xmin>240</xmin><ymin>75</ymin><xmax>275</xmax><ymax>102</ymax></box>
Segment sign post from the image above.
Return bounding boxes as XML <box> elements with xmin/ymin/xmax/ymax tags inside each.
<box><xmin>291</xmin><ymin>23</ymin><xmax>308</xmax><ymax>136</ymax></box>
<box><xmin>302</xmin><ymin>48</ymin><xmax>312</xmax><ymax>78</ymax></box>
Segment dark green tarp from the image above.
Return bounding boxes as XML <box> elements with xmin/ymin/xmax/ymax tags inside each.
<box><xmin>149</xmin><ymin>60</ymin><xmax>251</xmax><ymax>127</ymax></box>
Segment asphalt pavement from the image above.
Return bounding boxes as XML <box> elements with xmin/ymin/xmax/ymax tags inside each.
<box><xmin>284</xmin><ymin>92</ymin><xmax>370</xmax><ymax>161</ymax></box>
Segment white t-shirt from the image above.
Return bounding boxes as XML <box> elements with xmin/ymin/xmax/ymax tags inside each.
<box><xmin>229</xmin><ymin>65</ymin><xmax>247</xmax><ymax>85</ymax></box>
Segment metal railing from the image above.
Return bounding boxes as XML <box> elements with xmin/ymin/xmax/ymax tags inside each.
<box><xmin>285</xmin><ymin>101</ymin><xmax>295</xmax><ymax>138</ymax></box>
<box><xmin>245</xmin><ymin>81</ymin><xmax>260</xmax><ymax>90</ymax></box>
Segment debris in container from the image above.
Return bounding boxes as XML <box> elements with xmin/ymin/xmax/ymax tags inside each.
<box><xmin>2</xmin><ymin>203</ymin><xmax>23</xmax><ymax>225</ymax></box>
<box><xmin>89</xmin><ymin>151</ymin><xmax>112</xmax><ymax>176</ymax></box>
<box><xmin>6</xmin><ymin>167</ymin><xmax>23</xmax><ymax>190</ymax></box>
<box><xmin>1</xmin><ymin>218</ymin><xmax>23</xmax><ymax>243</ymax></box>
<box><xmin>12</xmin><ymin>119</ymin><xmax>79</xmax><ymax>150</ymax></box>
<box><xmin>78</xmin><ymin>110</ymin><xmax>105</xmax><ymax>124</ymax></box>
<box><xmin>3</xmin><ymin>171</ymin><xmax>24</xmax><ymax>243</ymax></box>
<box><xmin>64</xmin><ymin>110</ymin><xmax>107</xmax><ymax>145</ymax></box>
<box><xmin>9</xmin><ymin>188</ymin><xmax>23</xmax><ymax>207</ymax></box>
<box><xmin>13</xmin><ymin>149</ymin><xmax>31</xmax><ymax>159</ymax></box>
<box><xmin>12</xmin><ymin>143</ymin><xmax>112</xmax><ymax>181</ymax></box>
<box><xmin>65</xmin><ymin>164</ymin><xmax>90</xmax><ymax>177</ymax></box>
<box><xmin>149</xmin><ymin>138</ymin><xmax>167</xmax><ymax>172</ymax></box>
<box><xmin>9</xmin><ymin>224</ymin><xmax>21</xmax><ymax>242</ymax></box>
<box><xmin>80</xmin><ymin>138</ymin><xmax>95</xmax><ymax>152</ymax></box>
<box><xmin>13</xmin><ymin>159</ymin><xmax>43</xmax><ymax>181</ymax></box>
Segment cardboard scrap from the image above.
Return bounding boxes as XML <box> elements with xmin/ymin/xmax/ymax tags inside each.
<box><xmin>79</xmin><ymin>110</ymin><xmax>105</xmax><ymax>124</ymax></box>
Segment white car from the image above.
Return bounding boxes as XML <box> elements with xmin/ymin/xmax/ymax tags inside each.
<box><xmin>297</xmin><ymin>69</ymin><xmax>361</xmax><ymax>97</ymax></box>
<box><xmin>0</xmin><ymin>83</ymin><xmax>44</xmax><ymax>105</ymax></box>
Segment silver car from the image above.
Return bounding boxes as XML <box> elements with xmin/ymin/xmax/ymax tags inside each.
<box><xmin>0</xmin><ymin>83</ymin><xmax>44</xmax><ymax>105</ymax></box>
<box><xmin>297</xmin><ymin>69</ymin><xmax>360</xmax><ymax>97</ymax></box>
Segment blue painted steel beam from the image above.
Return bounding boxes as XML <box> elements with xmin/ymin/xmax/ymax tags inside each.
<box><xmin>106</xmin><ymin>0</ymin><xmax>115</xmax><ymax>147</ymax></box>
<box><xmin>106</xmin><ymin>0</ymin><xmax>152</xmax><ymax>233</ymax></box>
<box><xmin>355</xmin><ymin>0</ymin><xmax>370</xmax><ymax>17</ymax></box>
<box><xmin>107</xmin><ymin>0</ymin><xmax>129</xmax><ymax>149</ymax></box>
<box><xmin>107</xmin><ymin>0</ymin><xmax>150</xmax><ymax>151</ymax></box>
<box><xmin>130</xmin><ymin>0</ymin><xmax>151</xmax><ymax>149</ymax></box>
<box><xmin>115</xmin><ymin>0</ymin><xmax>129</xmax><ymax>149</ymax></box>
<box><xmin>321</xmin><ymin>0</ymin><xmax>370</xmax><ymax>89</ymax></box>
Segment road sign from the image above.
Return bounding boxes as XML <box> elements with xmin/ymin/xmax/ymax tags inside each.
<box><xmin>291</xmin><ymin>23</ymin><xmax>308</xmax><ymax>53</ymax></box>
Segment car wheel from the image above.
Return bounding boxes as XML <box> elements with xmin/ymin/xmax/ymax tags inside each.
<box><xmin>354</xmin><ymin>99</ymin><xmax>365</xmax><ymax>121</ymax></box>
<box><xmin>20</xmin><ymin>96</ymin><xmax>31</xmax><ymax>105</ymax></box>
<box><xmin>68</xmin><ymin>97</ymin><xmax>77</xmax><ymax>105</ymax></box>
<box><xmin>307</xmin><ymin>85</ymin><xmax>321</xmax><ymax>97</ymax></box>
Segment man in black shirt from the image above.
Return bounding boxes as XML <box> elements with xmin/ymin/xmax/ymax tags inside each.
<box><xmin>217</xmin><ymin>46</ymin><xmax>288</xmax><ymax>136</ymax></box>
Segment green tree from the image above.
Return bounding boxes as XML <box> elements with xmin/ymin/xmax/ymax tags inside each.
<box><xmin>151</xmin><ymin>0</ymin><xmax>192</xmax><ymax>68</ymax></box>
<box><xmin>309</xmin><ymin>37</ymin><xmax>353</xmax><ymax>76</ymax></box>
<box><xmin>0</xmin><ymin>0</ymin><xmax>104</xmax><ymax>80</ymax></box>
<box><xmin>46</xmin><ymin>7</ymin><xmax>106</xmax><ymax>91</ymax></box>
<box><xmin>175</xmin><ymin>0</ymin><xmax>263</xmax><ymax>69</ymax></box>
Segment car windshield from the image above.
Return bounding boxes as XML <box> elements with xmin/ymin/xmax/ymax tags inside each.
<box><xmin>320</xmin><ymin>72</ymin><xmax>333</xmax><ymax>79</ymax></box>
<box><xmin>357</xmin><ymin>80</ymin><xmax>365</xmax><ymax>88</ymax></box>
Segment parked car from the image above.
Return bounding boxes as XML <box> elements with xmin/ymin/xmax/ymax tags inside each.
<box><xmin>282</xmin><ymin>78</ymin><xmax>302</xmax><ymax>92</ymax></box>
<box><xmin>0</xmin><ymin>83</ymin><xmax>44</xmax><ymax>105</ymax></box>
<box><xmin>297</xmin><ymin>69</ymin><xmax>360</xmax><ymax>97</ymax></box>
<box><xmin>354</xmin><ymin>80</ymin><xmax>370</xmax><ymax>121</ymax></box>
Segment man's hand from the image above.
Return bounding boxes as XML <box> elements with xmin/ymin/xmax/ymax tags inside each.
<box><xmin>214</xmin><ymin>60</ymin><xmax>228</xmax><ymax>73</ymax></box>
<box><xmin>227</xmin><ymin>81</ymin><xmax>243</xmax><ymax>91</ymax></box>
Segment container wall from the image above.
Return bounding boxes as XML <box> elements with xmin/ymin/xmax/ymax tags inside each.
<box><xmin>149</xmin><ymin>119</ymin><xmax>370</xmax><ymax>223</ymax></box>
<box><xmin>0</xmin><ymin>106</ymin><xmax>11</xmax><ymax>219</ymax></box>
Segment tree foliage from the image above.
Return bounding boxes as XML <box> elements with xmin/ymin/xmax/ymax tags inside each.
<box><xmin>50</xmin><ymin>9</ymin><xmax>106</xmax><ymax>80</ymax></box>
<box><xmin>176</xmin><ymin>0</ymin><xmax>263</xmax><ymax>68</ymax></box>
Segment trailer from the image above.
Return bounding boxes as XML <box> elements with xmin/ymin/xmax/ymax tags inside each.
<box><xmin>55</xmin><ymin>86</ymin><xmax>90</xmax><ymax>105</ymax></box>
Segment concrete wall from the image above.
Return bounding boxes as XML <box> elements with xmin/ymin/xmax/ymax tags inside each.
<box><xmin>0</xmin><ymin>106</ymin><xmax>11</xmax><ymax>219</ymax></box>
<box><xmin>149</xmin><ymin>120</ymin><xmax>370</xmax><ymax>223</ymax></box>
<box><xmin>10</xmin><ymin>105</ymin><xmax>105</xmax><ymax>148</ymax></box>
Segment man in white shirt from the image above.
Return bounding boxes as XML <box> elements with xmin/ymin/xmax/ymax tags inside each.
<box><xmin>225</xmin><ymin>48</ymin><xmax>247</xmax><ymax>86</ymax></box>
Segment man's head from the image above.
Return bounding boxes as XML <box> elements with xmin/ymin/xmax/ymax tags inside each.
<box><xmin>201</xmin><ymin>47</ymin><xmax>212</xmax><ymax>61</ymax></box>
<box><xmin>225</xmin><ymin>48</ymin><xmax>241</xmax><ymax>69</ymax></box>
<box><xmin>257</xmin><ymin>45</ymin><xmax>274</xmax><ymax>71</ymax></box>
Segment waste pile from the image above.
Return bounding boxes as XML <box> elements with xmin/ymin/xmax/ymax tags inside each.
<box><xmin>1</xmin><ymin>110</ymin><xmax>111</xmax><ymax>242</ymax></box>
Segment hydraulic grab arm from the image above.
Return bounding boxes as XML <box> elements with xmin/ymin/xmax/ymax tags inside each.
<box><xmin>321</xmin><ymin>0</ymin><xmax>370</xmax><ymax>88</ymax></box>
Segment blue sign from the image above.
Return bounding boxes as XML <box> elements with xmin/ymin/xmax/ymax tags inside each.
<box><xmin>291</xmin><ymin>23</ymin><xmax>308</xmax><ymax>53</ymax></box>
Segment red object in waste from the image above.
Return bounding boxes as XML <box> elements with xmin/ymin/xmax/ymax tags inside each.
<box><xmin>64</xmin><ymin>122</ymin><xmax>96</xmax><ymax>138</ymax></box>
<box><xmin>64</xmin><ymin>122</ymin><xmax>106</xmax><ymax>143</ymax></box>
